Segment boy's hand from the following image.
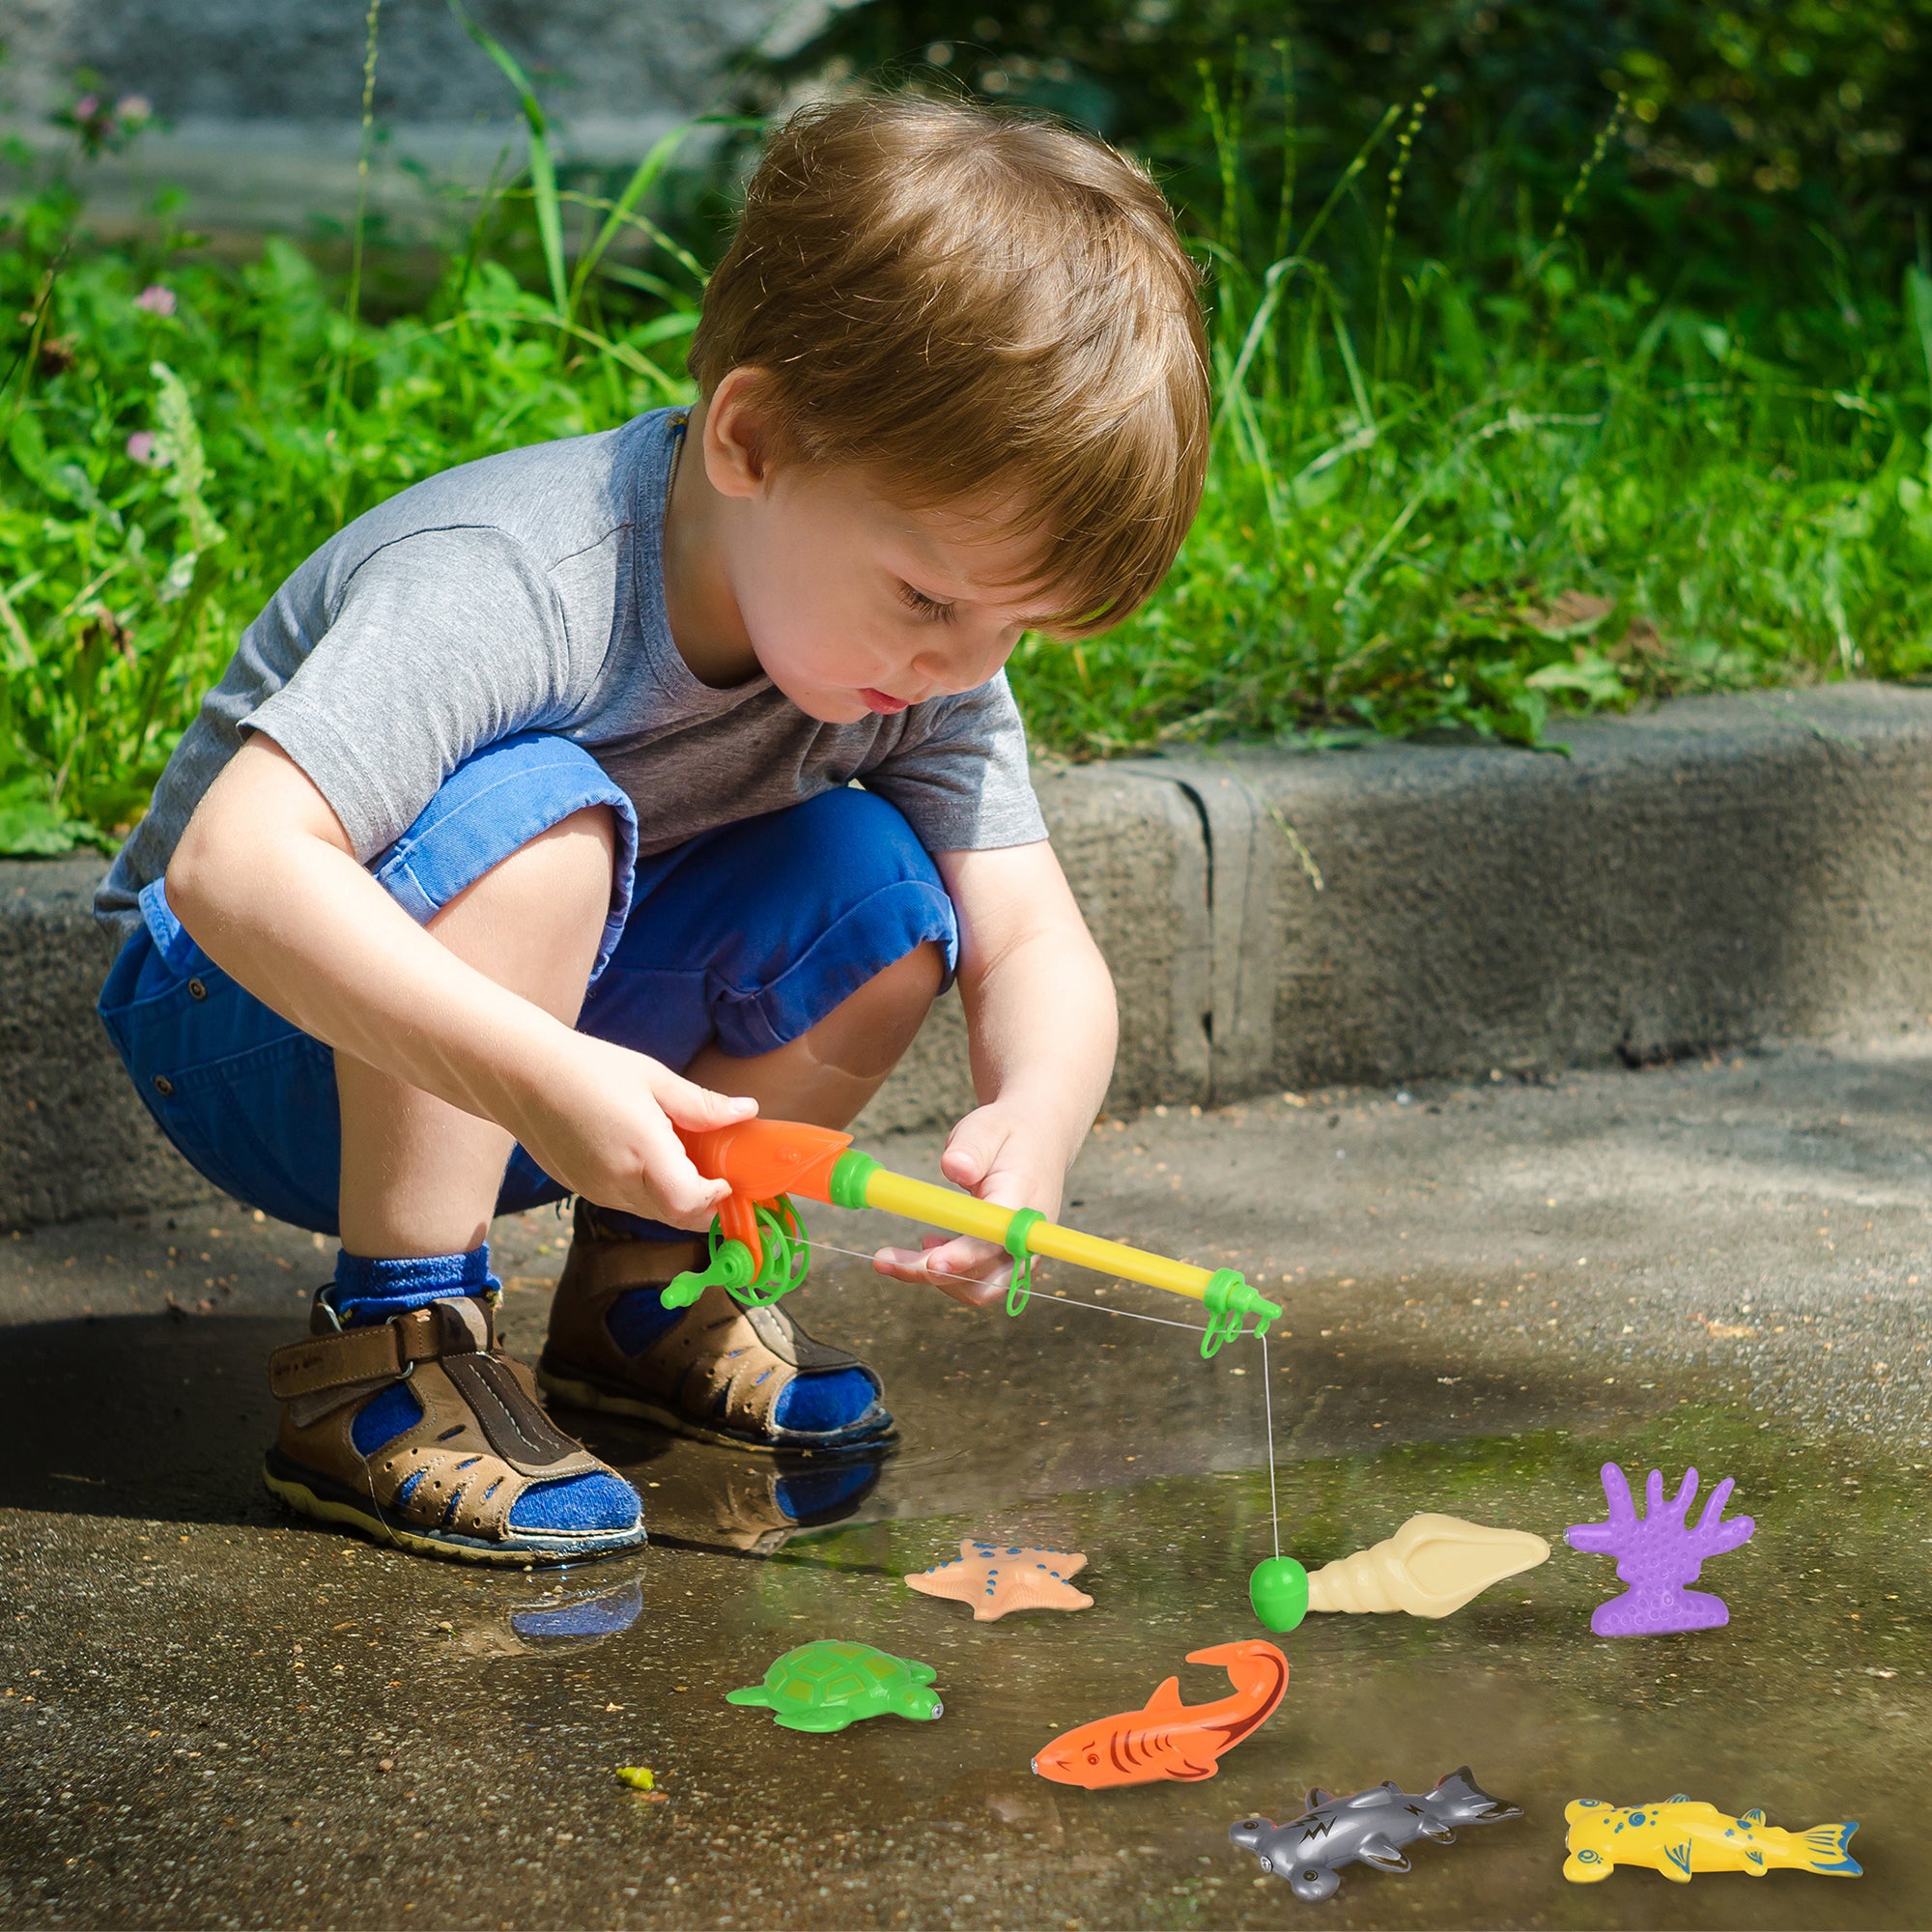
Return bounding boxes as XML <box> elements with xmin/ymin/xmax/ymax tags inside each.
<box><xmin>870</xmin><ymin>1100</ymin><xmax>1073</xmax><ymax>1308</ymax></box>
<box><xmin>879</xmin><ymin>839</ymin><xmax>1118</xmax><ymax>1309</ymax></box>
<box><xmin>512</xmin><ymin>1033</ymin><xmax>756</xmax><ymax>1231</ymax></box>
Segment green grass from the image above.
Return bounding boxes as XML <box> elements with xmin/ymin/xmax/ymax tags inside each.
<box><xmin>1013</xmin><ymin>88</ymin><xmax>1932</xmax><ymax>753</ymax></box>
<box><xmin>3</xmin><ymin>60</ymin><xmax>1930</xmax><ymax>856</ymax></box>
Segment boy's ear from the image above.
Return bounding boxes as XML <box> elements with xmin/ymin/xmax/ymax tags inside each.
<box><xmin>701</xmin><ymin>365</ymin><xmax>779</xmax><ymax>500</ymax></box>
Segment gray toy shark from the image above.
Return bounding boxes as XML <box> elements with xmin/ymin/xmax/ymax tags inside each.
<box><xmin>1230</xmin><ymin>1766</ymin><xmax>1520</xmax><ymax>1899</ymax></box>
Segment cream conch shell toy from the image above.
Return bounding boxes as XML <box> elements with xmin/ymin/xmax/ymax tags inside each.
<box><xmin>1249</xmin><ymin>1514</ymin><xmax>1550</xmax><ymax>1631</ymax></box>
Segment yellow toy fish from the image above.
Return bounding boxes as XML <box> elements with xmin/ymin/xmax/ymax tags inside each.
<box><xmin>1564</xmin><ymin>1797</ymin><xmax>1861</xmax><ymax>1884</ymax></box>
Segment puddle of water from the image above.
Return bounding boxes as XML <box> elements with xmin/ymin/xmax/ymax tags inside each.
<box><xmin>550</xmin><ymin>1403</ymin><xmax>1928</xmax><ymax>1930</ymax></box>
<box><xmin>5</xmin><ymin>1249</ymin><xmax>1925</xmax><ymax>1926</ymax></box>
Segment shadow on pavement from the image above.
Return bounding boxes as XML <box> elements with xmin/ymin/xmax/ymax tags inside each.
<box><xmin>0</xmin><ymin>1313</ymin><xmax>294</xmax><ymax>1524</ymax></box>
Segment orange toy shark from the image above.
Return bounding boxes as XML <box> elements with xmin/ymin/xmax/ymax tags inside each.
<box><xmin>1032</xmin><ymin>1641</ymin><xmax>1289</xmax><ymax>1789</ymax></box>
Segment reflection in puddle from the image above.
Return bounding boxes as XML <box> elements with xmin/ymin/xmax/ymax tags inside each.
<box><xmin>601</xmin><ymin>1434</ymin><xmax>892</xmax><ymax>1555</ymax></box>
<box><xmin>510</xmin><ymin>1577</ymin><xmax>645</xmax><ymax>1645</ymax></box>
<box><xmin>442</xmin><ymin>1577</ymin><xmax>645</xmax><ymax>1659</ymax></box>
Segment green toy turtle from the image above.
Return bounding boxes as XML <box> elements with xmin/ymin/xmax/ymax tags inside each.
<box><xmin>724</xmin><ymin>1640</ymin><xmax>943</xmax><ymax>1733</ymax></box>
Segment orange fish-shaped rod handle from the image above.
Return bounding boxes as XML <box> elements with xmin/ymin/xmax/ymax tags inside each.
<box><xmin>1032</xmin><ymin>1640</ymin><xmax>1289</xmax><ymax>1789</ymax></box>
<box><xmin>676</xmin><ymin>1119</ymin><xmax>853</xmax><ymax>1271</ymax></box>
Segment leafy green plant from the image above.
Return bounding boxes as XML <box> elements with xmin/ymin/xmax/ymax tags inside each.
<box><xmin>0</xmin><ymin>51</ymin><xmax>717</xmax><ymax>853</ymax></box>
<box><xmin>1</xmin><ymin>31</ymin><xmax>1927</xmax><ymax>848</ymax></box>
<box><xmin>1007</xmin><ymin>70</ymin><xmax>1932</xmax><ymax>753</ymax></box>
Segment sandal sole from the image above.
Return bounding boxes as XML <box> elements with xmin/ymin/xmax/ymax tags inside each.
<box><xmin>261</xmin><ymin>1448</ymin><xmax>649</xmax><ymax>1568</ymax></box>
<box><xmin>535</xmin><ymin>1358</ymin><xmax>896</xmax><ymax>1457</ymax></box>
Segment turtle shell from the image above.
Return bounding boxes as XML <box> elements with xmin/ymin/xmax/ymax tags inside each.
<box><xmin>766</xmin><ymin>1641</ymin><xmax>930</xmax><ymax>1713</ymax></box>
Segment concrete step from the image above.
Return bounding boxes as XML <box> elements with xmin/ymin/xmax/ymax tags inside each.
<box><xmin>1</xmin><ymin>853</ymin><xmax>214</xmax><ymax>1227</ymax></box>
<box><xmin>866</xmin><ymin>682</ymin><xmax>1932</xmax><ymax>1125</ymax></box>
<box><xmin>10</xmin><ymin>682</ymin><xmax>1932</xmax><ymax>1225</ymax></box>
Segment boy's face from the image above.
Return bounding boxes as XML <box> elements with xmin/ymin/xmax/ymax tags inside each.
<box><xmin>695</xmin><ymin>372</ymin><xmax>1064</xmax><ymax>724</ymax></box>
<box><xmin>738</xmin><ymin>467</ymin><xmax>1060</xmax><ymax>724</ymax></box>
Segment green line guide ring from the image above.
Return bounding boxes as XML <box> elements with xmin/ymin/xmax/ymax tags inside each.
<box><xmin>1002</xmin><ymin>1208</ymin><xmax>1046</xmax><ymax>1316</ymax></box>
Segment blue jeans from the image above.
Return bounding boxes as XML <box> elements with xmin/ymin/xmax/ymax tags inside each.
<box><xmin>98</xmin><ymin>732</ymin><xmax>959</xmax><ymax>1235</ymax></box>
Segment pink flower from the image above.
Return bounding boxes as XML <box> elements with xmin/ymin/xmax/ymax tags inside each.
<box><xmin>126</xmin><ymin>432</ymin><xmax>156</xmax><ymax>466</ymax></box>
<box><xmin>133</xmin><ymin>284</ymin><xmax>176</xmax><ymax>317</ymax></box>
<box><xmin>73</xmin><ymin>95</ymin><xmax>99</xmax><ymax>121</ymax></box>
<box><xmin>116</xmin><ymin>95</ymin><xmax>152</xmax><ymax>125</ymax></box>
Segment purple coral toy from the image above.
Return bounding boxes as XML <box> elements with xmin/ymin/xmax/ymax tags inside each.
<box><xmin>1565</xmin><ymin>1463</ymin><xmax>1754</xmax><ymax>1636</ymax></box>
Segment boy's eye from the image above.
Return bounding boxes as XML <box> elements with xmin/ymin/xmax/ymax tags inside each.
<box><xmin>897</xmin><ymin>582</ymin><xmax>954</xmax><ymax>622</ymax></box>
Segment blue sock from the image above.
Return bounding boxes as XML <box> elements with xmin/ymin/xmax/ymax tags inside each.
<box><xmin>329</xmin><ymin>1245</ymin><xmax>497</xmax><ymax>1327</ymax></box>
<box><xmin>770</xmin><ymin>1368</ymin><xmax>877</xmax><ymax>1434</ymax></box>
<box><xmin>605</xmin><ymin>1278</ymin><xmax>877</xmax><ymax>1437</ymax></box>
<box><xmin>334</xmin><ymin>1243</ymin><xmax>639</xmax><ymax>1538</ymax></box>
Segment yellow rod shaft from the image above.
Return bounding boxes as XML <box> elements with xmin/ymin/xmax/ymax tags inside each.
<box><xmin>1026</xmin><ymin>1221</ymin><xmax>1213</xmax><ymax>1301</ymax></box>
<box><xmin>861</xmin><ymin>1168</ymin><xmax>1214</xmax><ymax>1304</ymax></box>
<box><xmin>862</xmin><ymin>1170</ymin><xmax>1016</xmax><ymax>1243</ymax></box>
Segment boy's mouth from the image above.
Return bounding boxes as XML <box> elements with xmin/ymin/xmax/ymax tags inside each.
<box><xmin>859</xmin><ymin>687</ymin><xmax>910</xmax><ymax>714</ymax></box>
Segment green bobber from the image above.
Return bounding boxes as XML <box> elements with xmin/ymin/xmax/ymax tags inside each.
<box><xmin>1249</xmin><ymin>1556</ymin><xmax>1310</xmax><ymax>1634</ymax></box>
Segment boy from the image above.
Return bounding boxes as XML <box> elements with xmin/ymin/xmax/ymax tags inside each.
<box><xmin>94</xmin><ymin>94</ymin><xmax>1208</xmax><ymax>1565</ymax></box>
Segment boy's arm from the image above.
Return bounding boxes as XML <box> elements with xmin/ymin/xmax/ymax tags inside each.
<box><xmin>869</xmin><ymin>838</ymin><xmax>1117</xmax><ymax>1307</ymax></box>
<box><xmin>165</xmin><ymin>735</ymin><xmax>750</xmax><ymax>1226</ymax></box>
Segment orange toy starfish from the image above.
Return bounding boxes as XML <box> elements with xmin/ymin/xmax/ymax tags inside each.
<box><xmin>906</xmin><ymin>1540</ymin><xmax>1094</xmax><ymax>1622</ymax></box>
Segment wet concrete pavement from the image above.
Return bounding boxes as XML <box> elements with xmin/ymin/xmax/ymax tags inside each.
<box><xmin>2</xmin><ymin>1038</ymin><xmax>1928</xmax><ymax>1929</ymax></box>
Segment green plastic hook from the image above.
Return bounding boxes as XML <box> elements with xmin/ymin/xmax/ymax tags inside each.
<box><xmin>1199</xmin><ymin>1269</ymin><xmax>1284</xmax><ymax>1358</ymax></box>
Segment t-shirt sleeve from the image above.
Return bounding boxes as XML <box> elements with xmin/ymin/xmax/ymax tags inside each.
<box><xmin>244</xmin><ymin>526</ymin><xmax>575</xmax><ymax>861</ymax></box>
<box><xmin>861</xmin><ymin>671</ymin><xmax>1047</xmax><ymax>853</ymax></box>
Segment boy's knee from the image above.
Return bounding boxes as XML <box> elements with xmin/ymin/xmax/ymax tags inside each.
<box><xmin>866</xmin><ymin>937</ymin><xmax>946</xmax><ymax>1013</ymax></box>
<box><xmin>810</xmin><ymin>941</ymin><xmax>945</xmax><ymax>1079</ymax></box>
<box><xmin>545</xmin><ymin>800</ymin><xmax>620</xmax><ymax>876</ymax></box>
<box><xmin>436</xmin><ymin>801</ymin><xmax>618</xmax><ymax>942</ymax></box>
<box><xmin>517</xmin><ymin>802</ymin><xmax>617</xmax><ymax>924</ymax></box>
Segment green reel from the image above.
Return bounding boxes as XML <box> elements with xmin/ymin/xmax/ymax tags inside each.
<box><xmin>660</xmin><ymin>1197</ymin><xmax>812</xmax><ymax>1311</ymax></box>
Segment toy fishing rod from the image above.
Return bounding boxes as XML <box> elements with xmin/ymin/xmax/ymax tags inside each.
<box><xmin>662</xmin><ymin>1118</ymin><xmax>1281</xmax><ymax>1358</ymax></box>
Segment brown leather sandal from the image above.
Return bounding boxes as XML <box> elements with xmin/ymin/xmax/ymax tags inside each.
<box><xmin>262</xmin><ymin>1293</ymin><xmax>646</xmax><ymax>1566</ymax></box>
<box><xmin>536</xmin><ymin>1201</ymin><xmax>895</xmax><ymax>1453</ymax></box>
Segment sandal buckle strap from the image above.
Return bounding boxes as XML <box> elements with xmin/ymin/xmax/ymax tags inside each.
<box><xmin>268</xmin><ymin>1296</ymin><xmax>494</xmax><ymax>1402</ymax></box>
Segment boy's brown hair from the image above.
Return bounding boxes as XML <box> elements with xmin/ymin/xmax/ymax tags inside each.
<box><xmin>690</xmin><ymin>94</ymin><xmax>1208</xmax><ymax>635</ymax></box>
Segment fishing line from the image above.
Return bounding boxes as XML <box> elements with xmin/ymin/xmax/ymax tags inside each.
<box><xmin>805</xmin><ymin>1232</ymin><xmax>1288</xmax><ymax>1556</ymax></box>
<box><xmin>1260</xmin><ymin>1327</ymin><xmax>1282</xmax><ymax>1561</ymax></box>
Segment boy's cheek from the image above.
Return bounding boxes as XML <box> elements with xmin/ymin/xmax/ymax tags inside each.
<box><xmin>753</xmin><ymin>622</ymin><xmax>886</xmax><ymax>720</ymax></box>
<box><xmin>759</xmin><ymin>658</ymin><xmax>870</xmax><ymax>724</ymax></box>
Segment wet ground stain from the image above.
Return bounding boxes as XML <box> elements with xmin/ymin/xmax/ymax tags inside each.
<box><xmin>3</xmin><ymin>1048</ymin><xmax>1930</xmax><ymax>1927</ymax></box>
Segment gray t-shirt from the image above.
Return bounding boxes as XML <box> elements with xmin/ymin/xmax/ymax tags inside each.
<box><xmin>96</xmin><ymin>406</ymin><xmax>1046</xmax><ymax>939</ymax></box>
